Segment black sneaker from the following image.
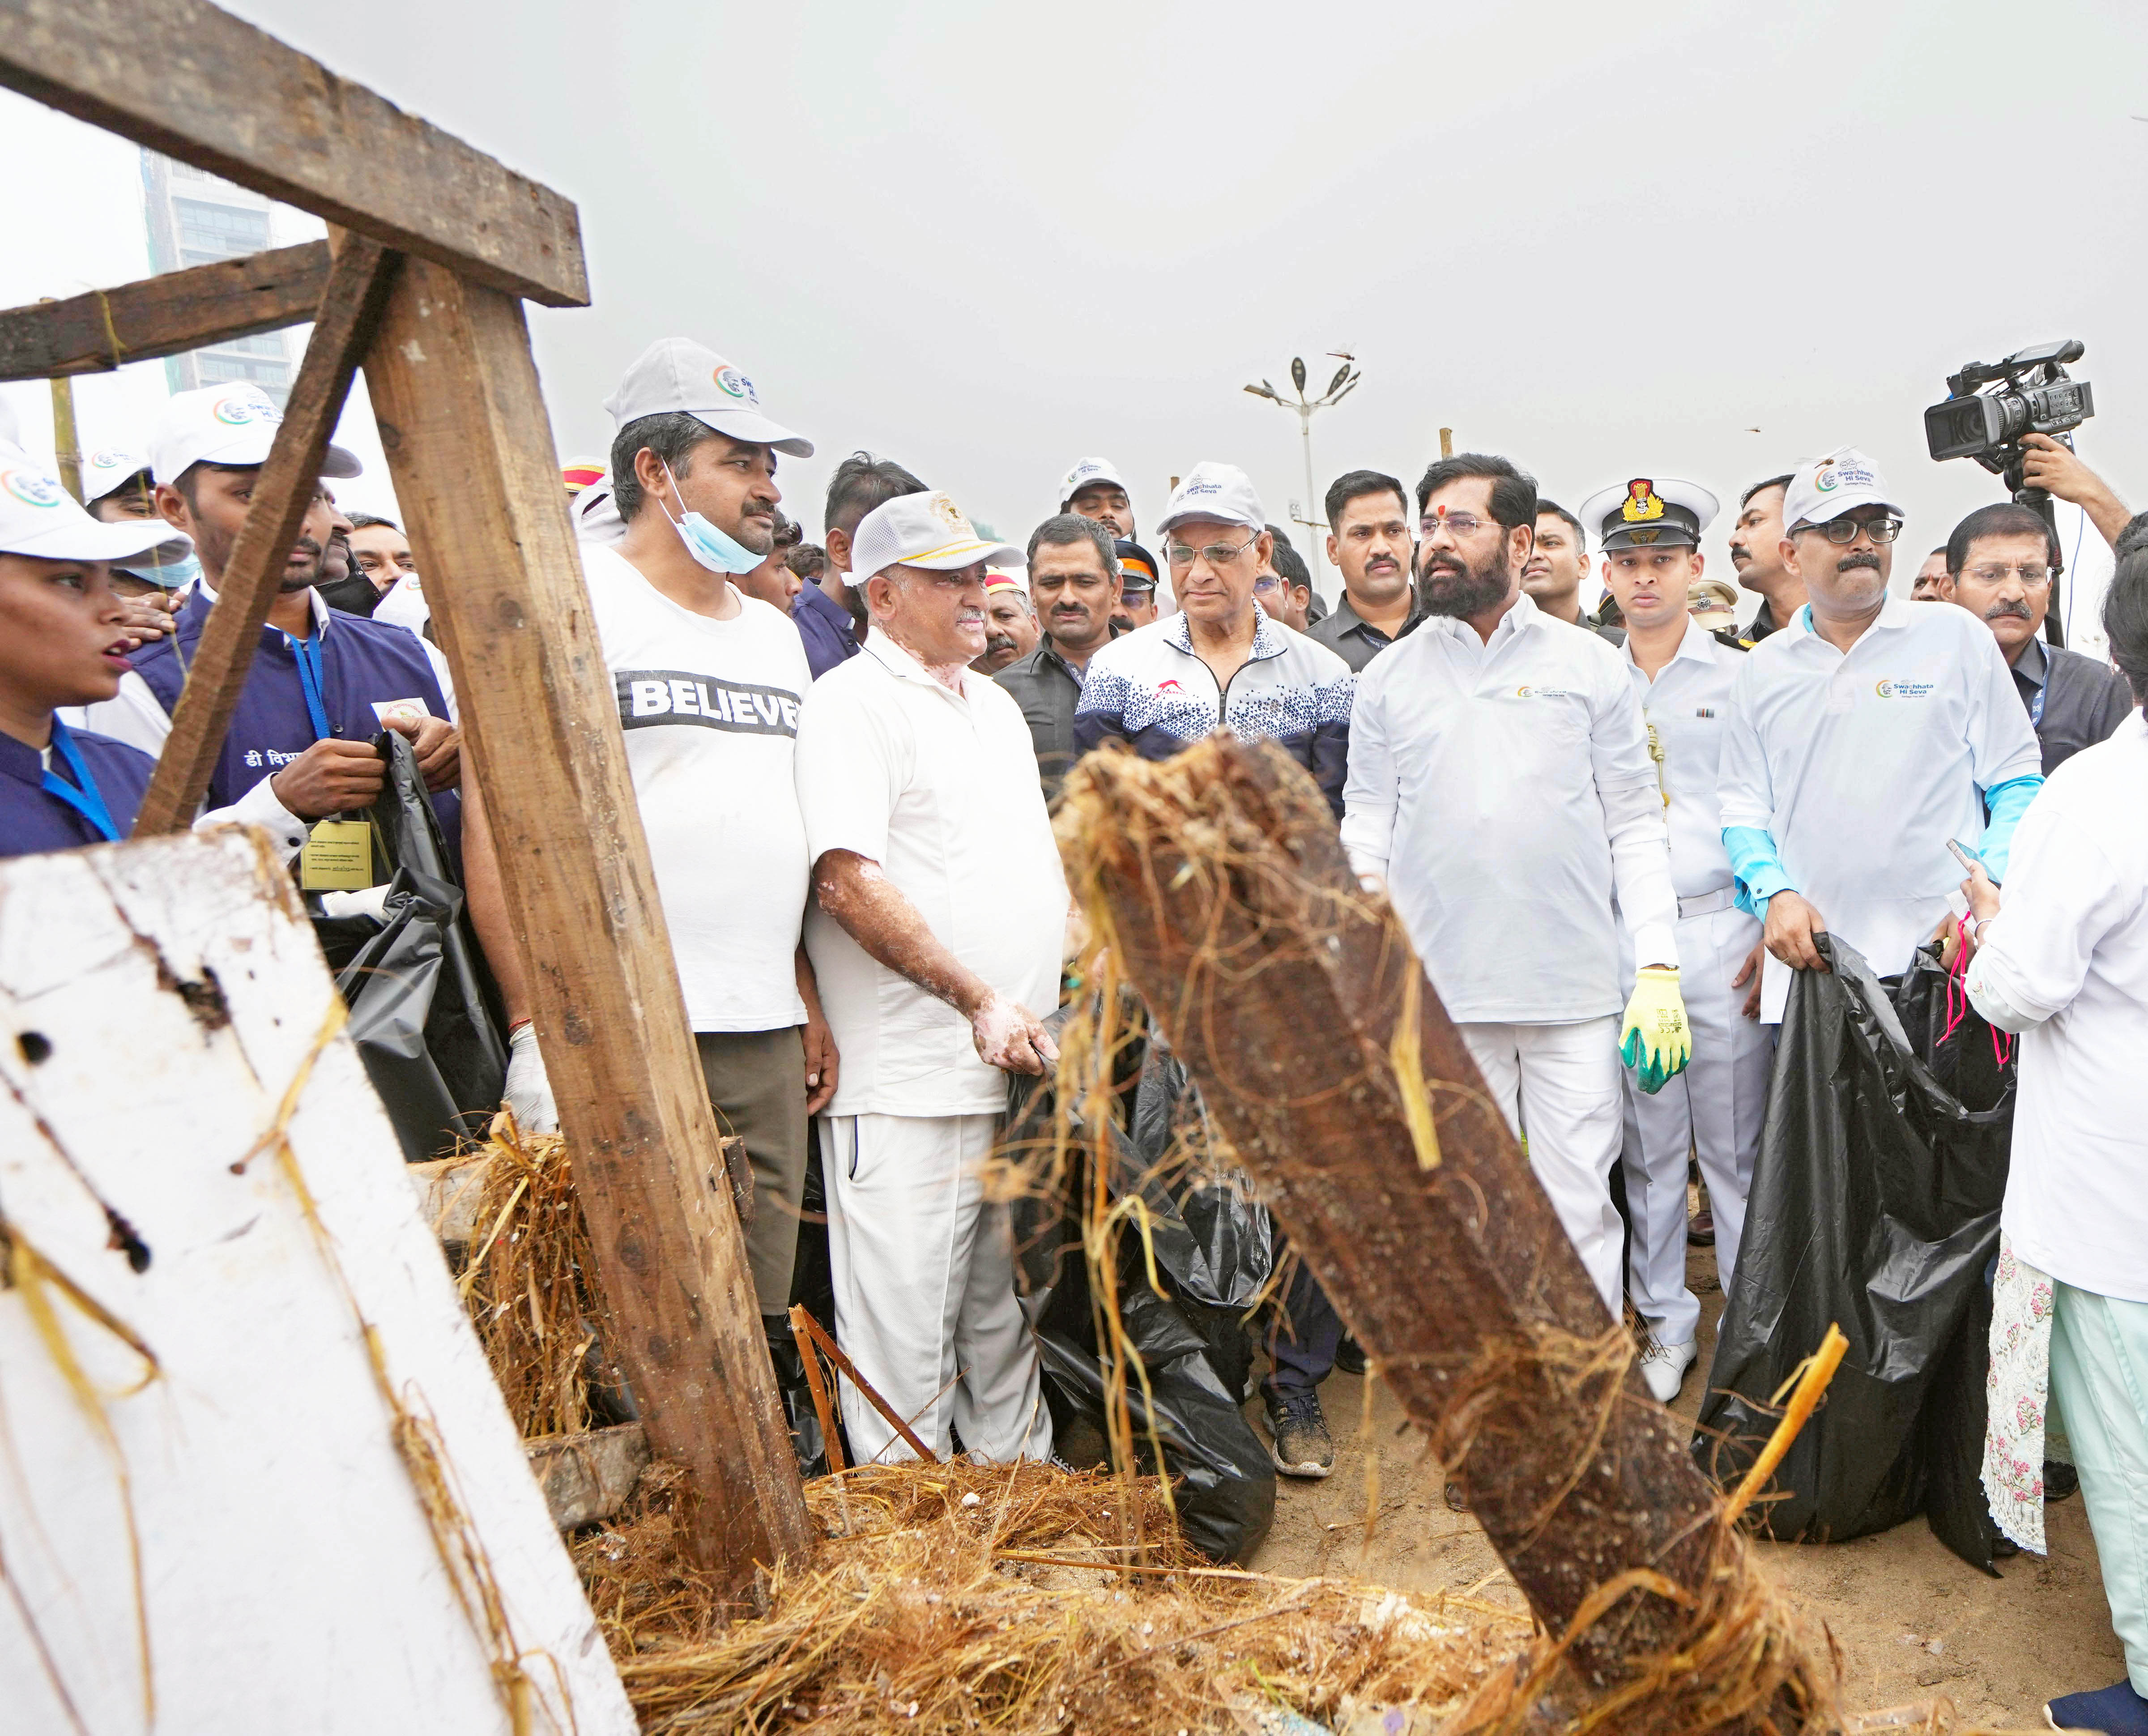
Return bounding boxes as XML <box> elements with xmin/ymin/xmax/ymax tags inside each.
<box><xmin>1333</xmin><ymin>1335</ymin><xmax>1368</xmax><ymax>1377</ymax></box>
<box><xmin>2047</xmin><ymin>1460</ymin><xmax>2080</xmax><ymax>1501</ymax></box>
<box><xmin>1266</xmin><ymin>1393</ymin><xmax>1335</xmax><ymax>1479</ymax></box>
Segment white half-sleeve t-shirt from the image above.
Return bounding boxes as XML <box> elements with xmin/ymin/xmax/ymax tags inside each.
<box><xmin>795</xmin><ymin>632</ymin><xmax>1066</xmax><ymax>1118</ymax></box>
<box><xmin>582</xmin><ymin>542</ymin><xmax>811</xmax><ymax>1032</ymax></box>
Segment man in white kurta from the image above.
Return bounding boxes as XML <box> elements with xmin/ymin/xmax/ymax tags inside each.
<box><xmin>796</xmin><ymin>490</ymin><xmax>1064</xmax><ymax>1465</ymax></box>
<box><xmin>1342</xmin><ymin>454</ymin><xmax>1684</xmax><ymax>1314</ymax></box>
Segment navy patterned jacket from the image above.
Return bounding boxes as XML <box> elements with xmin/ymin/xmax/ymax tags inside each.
<box><xmin>1072</xmin><ymin>610</ymin><xmax>1355</xmax><ymax>818</ymax></box>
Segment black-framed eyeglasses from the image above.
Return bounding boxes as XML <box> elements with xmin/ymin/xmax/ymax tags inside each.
<box><xmin>1165</xmin><ymin>533</ymin><xmax>1259</xmax><ymax>568</ymax></box>
<box><xmin>1808</xmin><ymin>515</ymin><xmax>1904</xmax><ymax>545</ymax></box>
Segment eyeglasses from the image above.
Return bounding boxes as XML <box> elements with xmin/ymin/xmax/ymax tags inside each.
<box><xmin>1419</xmin><ymin>511</ymin><xmax>1490</xmax><ymax>538</ymax></box>
<box><xmin>1805</xmin><ymin>515</ymin><xmax>1905</xmax><ymax>545</ymax></box>
<box><xmin>1165</xmin><ymin>534</ymin><xmax>1258</xmax><ymax>568</ymax></box>
<box><xmin>1964</xmin><ymin>563</ymin><xmax>2052</xmax><ymax>589</ymax></box>
<box><xmin>1252</xmin><ymin>575</ymin><xmax>1281</xmax><ymax>592</ymax></box>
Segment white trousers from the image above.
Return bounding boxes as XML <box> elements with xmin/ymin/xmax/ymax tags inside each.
<box><xmin>1458</xmin><ymin>1015</ymin><xmax>1625</xmax><ymax>1314</ymax></box>
<box><xmin>1620</xmin><ymin>906</ymin><xmax>1773</xmax><ymax>1347</ymax></box>
<box><xmin>820</xmin><ymin>1112</ymin><xmax>1053</xmax><ymax>1466</ymax></box>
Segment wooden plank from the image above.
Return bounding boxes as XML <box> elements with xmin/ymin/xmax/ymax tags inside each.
<box><xmin>1059</xmin><ymin>737</ymin><xmax>1834</xmax><ymax>1723</ymax></box>
<box><xmin>0</xmin><ymin>0</ymin><xmax>587</xmax><ymax>308</ymax></box>
<box><xmin>0</xmin><ymin>242</ymin><xmax>331</xmax><ymax>380</ymax></box>
<box><xmin>0</xmin><ymin>827</ymin><xmax>636</xmax><ymax>1734</ymax></box>
<box><xmin>360</xmin><ymin>256</ymin><xmax>812</xmax><ymax>1602</ymax></box>
<box><xmin>132</xmin><ymin>234</ymin><xmax>400</xmax><ymax>836</ymax></box>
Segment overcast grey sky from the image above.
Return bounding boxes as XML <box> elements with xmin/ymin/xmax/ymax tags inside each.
<box><xmin>3</xmin><ymin>0</ymin><xmax>2144</xmax><ymax>629</ymax></box>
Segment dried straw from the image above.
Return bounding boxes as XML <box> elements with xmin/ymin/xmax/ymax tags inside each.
<box><xmin>572</xmin><ymin>1455</ymin><xmax>1527</xmax><ymax>1735</ymax></box>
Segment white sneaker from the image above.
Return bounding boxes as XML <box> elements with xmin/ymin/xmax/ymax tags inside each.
<box><xmin>1638</xmin><ymin>1335</ymin><xmax>1697</xmax><ymax>1404</ymax></box>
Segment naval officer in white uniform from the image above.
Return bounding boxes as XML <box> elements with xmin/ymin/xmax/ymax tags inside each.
<box><xmin>1583</xmin><ymin>476</ymin><xmax>1770</xmax><ymax>1402</ymax></box>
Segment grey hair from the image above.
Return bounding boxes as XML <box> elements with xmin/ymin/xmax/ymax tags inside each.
<box><xmin>609</xmin><ymin>411</ymin><xmax>720</xmax><ymax>522</ymax></box>
<box><xmin>1024</xmin><ymin>511</ymin><xmax>1120</xmax><ymax>577</ymax></box>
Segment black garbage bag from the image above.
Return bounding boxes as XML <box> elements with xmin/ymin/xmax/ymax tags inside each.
<box><xmin>1005</xmin><ymin>1008</ymin><xmax>1276</xmax><ymax>1562</ymax></box>
<box><xmin>313</xmin><ymin>731</ymin><xmax>507</xmax><ymax>1161</ymax></box>
<box><xmin>1695</xmin><ymin>934</ymin><xmax>2014</xmax><ymax>1573</ymax></box>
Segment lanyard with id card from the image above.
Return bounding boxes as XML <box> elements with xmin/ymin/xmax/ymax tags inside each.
<box><xmin>287</xmin><ymin>628</ymin><xmax>379</xmax><ymax>890</ymax></box>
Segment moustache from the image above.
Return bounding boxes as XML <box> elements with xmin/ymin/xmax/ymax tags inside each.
<box><xmin>1985</xmin><ymin>600</ymin><xmax>2035</xmax><ymax>622</ymax></box>
<box><xmin>956</xmin><ymin>610</ymin><xmax>985</xmax><ymax>627</ymax></box>
<box><xmin>1835</xmin><ymin>550</ymin><xmax>1882</xmax><ymax>574</ymax></box>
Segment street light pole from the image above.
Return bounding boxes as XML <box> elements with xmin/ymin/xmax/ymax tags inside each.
<box><xmin>1244</xmin><ymin>354</ymin><xmax>1360</xmax><ymax>596</ymax></box>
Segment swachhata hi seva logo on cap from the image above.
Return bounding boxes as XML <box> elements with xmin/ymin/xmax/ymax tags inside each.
<box><xmin>712</xmin><ymin>365</ymin><xmax>759</xmax><ymax>405</ymax></box>
<box><xmin>212</xmin><ymin>387</ymin><xmax>278</xmax><ymax>426</ymax></box>
<box><xmin>1</xmin><ymin>468</ymin><xmax>65</xmax><ymax>508</ymax></box>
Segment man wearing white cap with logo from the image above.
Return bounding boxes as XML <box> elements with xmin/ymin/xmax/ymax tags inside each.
<box><xmin>1718</xmin><ymin>446</ymin><xmax>2045</xmax><ymax>1022</ymax></box>
<box><xmin>795</xmin><ymin>490</ymin><xmax>1061</xmax><ymax>1466</ymax></box>
<box><xmin>1581</xmin><ymin>475</ymin><xmax>1765</xmax><ymax>1402</ymax></box>
<box><xmin>1058</xmin><ymin>456</ymin><xmax>1135</xmax><ymax>542</ymax></box>
<box><xmin>1342</xmin><ymin>452</ymin><xmax>1688</xmax><ymax>1344</ymax></box>
<box><xmin>74</xmin><ymin>382</ymin><xmax>458</xmax><ymax>858</ymax></box>
<box><xmin>0</xmin><ymin>455</ymin><xmax>195</xmax><ymax>854</ymax></box>
<box><xmin>465</xmin><ymin>337</ymin><xmax>840</xmax><ymax>1414</ymax></box>
<box><xmin>1077</xmin><ymin>461</ymin><xmax>1358</xmax><ymax>1478</ymax></box>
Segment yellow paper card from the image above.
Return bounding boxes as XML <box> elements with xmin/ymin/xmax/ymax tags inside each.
<box><xmin>300</xmin><ymin>819</ymin><xmax>376</xmax><ymax>891</ymax></box>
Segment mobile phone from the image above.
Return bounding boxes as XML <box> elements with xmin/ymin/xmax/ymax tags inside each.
<box><xmin>1944</xmin><ymin>838</ymin><xmax>1981</xmax><ymax>873</ymax></box>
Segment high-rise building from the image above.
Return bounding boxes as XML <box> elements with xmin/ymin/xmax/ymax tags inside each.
<box><xmin>140</xmin><ymin>150</ymin><xmax>295</xmax><ymax>402</ymax></box>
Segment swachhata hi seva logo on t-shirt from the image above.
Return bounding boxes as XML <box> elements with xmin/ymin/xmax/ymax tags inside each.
<box><xmin>1875</xmin><ymin>678</ymin><xmax>1937</xmax><ymax>699</ymax></box>
<box><xmin>1513</xmin><ymin>685</ymin><xmax>1578</xmax><ymax>700</ymax></box>
<box><xmin>1</xmin><ymin>468</ymin><xmax>65</xmax><ymax>508</ymax></box>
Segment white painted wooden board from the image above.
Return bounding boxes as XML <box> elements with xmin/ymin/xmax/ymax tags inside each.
<box><xmin>0</xmin><ymin>831</ymin><xmax>636</xmax><ymax>1736</ymax></box>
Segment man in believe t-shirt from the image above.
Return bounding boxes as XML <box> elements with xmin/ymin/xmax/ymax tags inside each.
<box><xmin>466</xmin><ymin>336</ymin><xmax>837</xmax><ymax>1387</ymax></box>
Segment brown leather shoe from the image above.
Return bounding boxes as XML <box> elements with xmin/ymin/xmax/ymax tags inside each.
<box><xmin>1687</xmin><ymin>1208</ymin><xmax>1715</xmax><ymax>1247</ymax></box>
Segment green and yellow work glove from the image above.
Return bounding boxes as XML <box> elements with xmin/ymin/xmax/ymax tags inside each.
<box><xmin>1620</xmin><ymin>966</ymin><xmax>1692</xmax><ymax>1095</ymax></box>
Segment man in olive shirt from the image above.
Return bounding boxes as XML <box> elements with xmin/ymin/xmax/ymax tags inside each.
<box><xmin>994</xmin><ymin>513</ymin><xmax>1121</xmax><ymax>799</ymax></box>
<box><xmin>1311</xmin><ymin>469</ymin><xmax>1425</xmax><ymax>672</ymax></box>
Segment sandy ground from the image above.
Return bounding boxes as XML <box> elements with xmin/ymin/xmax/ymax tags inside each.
<box><xmin>1243</xmin><ymin>1238</ymin><xmax>2124</xmax><ymax>1729</ymax></box>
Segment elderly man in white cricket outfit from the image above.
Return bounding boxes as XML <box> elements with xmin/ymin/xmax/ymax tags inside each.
<box><xmin>1342</xmin><ymin>451</ymin><xmax>1689</xmax><ymax>1320</ymax></box>
<box><xmin>1582</xmin><ymin>475</ymin><xmax>1771</xmax><ymax>1401</ymax></box>
<box><xmin>795</xmin><ymin>490</ymin><xmax>1063</xmax><ymax>1465</ymax></box>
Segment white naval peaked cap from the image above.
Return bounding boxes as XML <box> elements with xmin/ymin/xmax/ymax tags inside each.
<box><xmin>1156</xmin><ymin>461</ymin><xmax>1266</xmax><ymax>535</ymax></box>
<box><xmin>1577</xmin><ymin>477</ymin><xmax>1720</xmax><ymax>552</ymax></box>
<box><xmin>1057</xmin><ymin>455</ymin><xmax>1129</xmax><ymax>508</ymax></box>
<box><xmin>601</xmin><ymin>336</ymin><xmax>814</xmax><ymax>458</ymax></box>
<box><xmin>846</xmin><ymin>491</ymin><xmax>1023</xmax><ymax>587</ymax></box>
<box><xmin>0</xmin><ymin>458</ymin><xmax>193</xmax><ymax>564</ymax></box>
<box><xmin>149</xmin><ymin>383</ymin><xmax>361</xmax><ymax>485</ymax></box>
<box><xmin>1782</xmin><ymin>445</ymin><xmax>1906</xmax><ymax>533</ymax></box>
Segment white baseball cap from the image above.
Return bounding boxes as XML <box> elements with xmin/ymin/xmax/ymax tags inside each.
<box><xmin>1058</xmin><ymin>456</ymin><xmax>1129</xmax><ymax>509</ymax></box>
<box><xmin>148</xmin><ymin>383</ymin><xmax>361</xmax><ymax>485</ymax></box>
<box><xmin>846</xmin><ymin>491</ymin><xmax>1023</xmax><ymax>587</ymax></box>
<box><xmin>572</xmin><ymin>475</ymin><xmax>625</xmax><ymax>547</ymax></box>
<box><xmin>0</xmin><ymin>459</ymin><xmax>193</xmax><ymax>564</ymax></box>
<box><xmin>1156</xmin><ymin>461</ymin><xmax>1266</xmax><ymax>535</ymax></box>
<box><xmin>601</xmin><ymin>337</ymin><xmax>813</xmax><ymax>458</ymax></box>
<box><xmin>79</xmin><ymin>444</ymin><xmax>152</xmax><ymax>506</ymax></box>
<box><xmin>1781</xmin><ymin>445</ymin><xmax>1905</xmax><ymax>534</ymax></box>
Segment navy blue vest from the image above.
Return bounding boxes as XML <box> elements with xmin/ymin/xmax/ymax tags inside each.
<box><xmin>132</xmin><ymin>590</ymin><xmax>460</xmax><ymax>841</ymax></box>
<box><xmin>0</xmin><ymin>726</ymin><xmax>153</xmax><ymax>858</ymax></box>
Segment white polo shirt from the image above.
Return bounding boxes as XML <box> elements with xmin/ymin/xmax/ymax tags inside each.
<box><xmin>1622</xmin><ymin>618</ymin><xmax>1742</xmax><ymax>900</ymax></box>
<box><xmin>795</xmin><ymin>632</ymin><xmax>1066</xmax><ymax>1118</ymax></box>
<box><xmin>1341</xmin><ymin>592</ymin><xmax>1679</xmax><ymax>1025</ymax></box>
<box><xmin>1974</xmin><ymin>710</ymin><xmax>2148</xmax><ymax>1302</ymax></box>
<box><xmin>583</xmin><ymin>543</ymin><xmax>811</xmax><ymax>1033</ymax></box>
<box><xmin>1718</xmin><ymin>597</ymin><xmax>2042</xmax><ymax>1019</ymax></box>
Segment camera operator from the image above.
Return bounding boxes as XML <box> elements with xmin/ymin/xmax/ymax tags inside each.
<box><xmin>2020</xmin><ymin>433</ymin><xmax>2132</xmax><ymax>552</ymax></box>
<box><xmin>1937</xmin><ymin>503</ymin><xmax>2134</xmax><ymax>775</ymax></box>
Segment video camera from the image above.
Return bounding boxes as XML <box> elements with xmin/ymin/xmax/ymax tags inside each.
<box><xmin>1924</xmin><ymin>339</ymin><xmax>2094</xmax><ymax>476</ymax></box>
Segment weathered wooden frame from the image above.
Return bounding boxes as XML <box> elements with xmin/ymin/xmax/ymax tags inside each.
<box><xmin>0</xmin><ymin>0</ymin><xmax>810</xmax><ymax>1597</ymax></box>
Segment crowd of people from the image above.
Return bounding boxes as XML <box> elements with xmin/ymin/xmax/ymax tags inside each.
<box><xmin>2</xmin><ymin>338</ymin><xmax>2145</xmax><ymax>1731</ymax></box>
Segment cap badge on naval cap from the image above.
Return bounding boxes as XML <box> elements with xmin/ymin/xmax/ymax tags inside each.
<box><xmin>1</xmin><ymin>467</ymin><xmax>65</xmax><ymax>509</ymax></box>
<box><xmin>712</xmin><ymin>363</ymin><xmax>759</xmax><ymax>405</ymax></box>
<box><xmin>1622</xmin><ymin>480</ymin><xmax>1666</xmax><ymax>523</ymax></box>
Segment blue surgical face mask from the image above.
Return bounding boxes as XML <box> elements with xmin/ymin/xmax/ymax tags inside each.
<box><xmin>658</xmin><ymin>459</ymin><xmax>763</xmax><ymax>575</ymax></box>
<box><xmin>120</xmin><ymin>551</ymin><xmax>202</xmax><ymax>591</ymax></box>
